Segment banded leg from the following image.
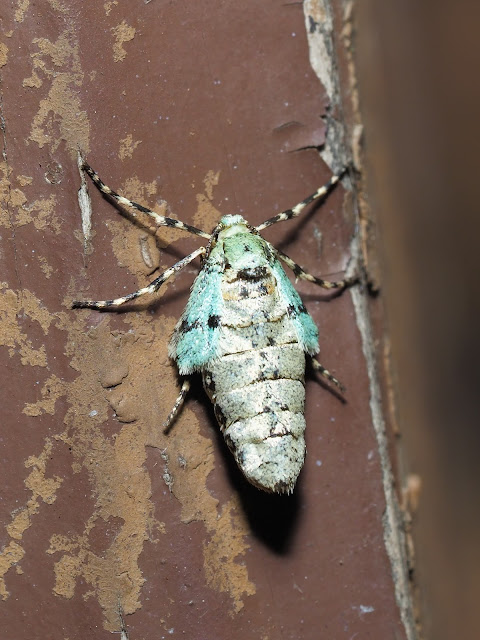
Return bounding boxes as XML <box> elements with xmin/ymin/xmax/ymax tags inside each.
<box><xmin>310</xmin><ymin>357</ymin><xmax>345</xmax><ymax>392</ymax></box>
<box><xmin>83</xmin><ymin>162</ymin><xmax>211</xmax><ymax>240</ymax></box>
<box><xmin>277</xmin><ymin>248</ymin><xmax>356</xmax><ymax>290</ymax></box>
<box><xmin>72</xmin><ymin>247</ymin><xmax>205</xmax><ymax>309</ymax></box>
<box><xmin>255</xmin><ymin>169</ymin><xmax>346</xmax><ymax>232</ymax></box>
<box><xmin>163</xmin><ymin>379</ymin><xmax>190</xmax><ymax>431</ymax></box>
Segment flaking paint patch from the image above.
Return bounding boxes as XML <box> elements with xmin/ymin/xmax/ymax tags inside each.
<box><xmin>23</xmin><ymin>374</ymin><xmax>65</xmax><ymax>416</ymax></box>
<box><xmin>14</xmin><ymin>0</ymin><xmax>29</xmax><ymax>23</ymax></box>
<box><xmin>0</xmin><ymin>284</ymin><xmax>52</xmax><ymax>366</ymax></box>
<box><xmin>49</xmin><ymin>313</ymin><xmax>166</xmax><ymax>630</ymax></box>
<box><xmin>119</xmin><ymin>134</ymin><xmax>142</xmax><ymax>160</ymax></box>
<box><xmin>15</xmin><ymin>194</ymin><xmax>60</xmax><ymax>232</ymax></box>
<box><xmin>192</xmin><ymin>170</ymin><xmax>222</xmax><ymax>231</ymax></box>
<box><xmin>26</xmin><ymin>28</ymin><xmax>90</xmax><ymax>155</ymax></box>
<box><xmin>0</xmin><ymin>42</ymin><xmax>8</xmax><ymax>67</ymax></box>
<box><xmin>0</xmin><ymin>167</ymin><xmax>60</xmax><ymax>232</ymax></box>
<box><xmin>203</xmin><ymin>497</ymin><xmax>256</xmax><ymax>614</ymax></box>
<box><xmin>112</xmin><ymin>21</ymin><xmax>136</xmax><ymax>63</ymax></box>
<box><xmin>38</xmin><ymin>255</ymin><xmax>54</xmax><ymax>278</ymax></box>
<box><xmin>104</xmin><ymin>1</ymin><xmax>118</xmax><ymax>16</ymax></box>
<box><xmin>0</xmin><ymin>439</ymin><xmax>62</xmax><ymax>599</ymax></box>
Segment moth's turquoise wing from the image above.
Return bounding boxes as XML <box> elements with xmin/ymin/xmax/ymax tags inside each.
<box><xmin>271</xmin><ymin>260</ymin><xmax>320</xmax><ymax>355</ymax></box>
<box><xmin>169</xmin><ymin>252</ymin><xmax>225</xmax><ymax>374</ymax></box>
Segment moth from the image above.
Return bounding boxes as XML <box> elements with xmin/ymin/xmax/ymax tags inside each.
<box><xmin>73</xmin><ymin>163</ymin><xmax>352</xmax><ymax>494</ymax></box>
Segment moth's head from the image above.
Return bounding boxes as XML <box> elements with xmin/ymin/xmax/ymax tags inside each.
<box><xmin>206</xmin><ymin>214</ymin><xmax>260</xmax><ymax>259</ymax></box>
<box><xmin>213</xmin><ymin>214</ymin><xmax>252</xmax><ymax>242</ymax></box>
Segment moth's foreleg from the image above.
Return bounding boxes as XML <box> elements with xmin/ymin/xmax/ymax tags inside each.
<box><xmin>310</xmin><ymin>357</ymin><xmax>345</xmax><ymax>393</ymax></box>
<box><xmin>255</xmin><ymin>170</ymin><xmax>346</xmax><ymax>232</ymax></box>
<box><xmin>163</xmin><ymin>378</ymin><xmax>191</xmax><ymax>431</ymax></box>
<box><xmin>82</xmin><ymin>162</ymin><xmax>211</xmax><ymax>240</ymax></box>
<box><xmin>277</xmin><ymin>248</ymin><xmax>356</xmax><ymax>291</ymax></box>
<box><xmin>72</xmin><ymin>247</ymin><xmax>205</xmax><ymax>310</ymax></box>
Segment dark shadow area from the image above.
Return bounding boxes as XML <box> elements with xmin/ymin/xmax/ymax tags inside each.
<box><xmin>190</xmin><ymin>378</ymin><xmax>303</xmax><ymax>555</ymax></box>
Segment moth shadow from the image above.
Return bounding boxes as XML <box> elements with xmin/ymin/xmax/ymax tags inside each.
<box><xmin>193</xmin><ymin>385</ymin><xmax>302</xmax><ymax>555</ymax></box>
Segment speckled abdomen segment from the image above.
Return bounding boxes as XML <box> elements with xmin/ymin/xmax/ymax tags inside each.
<box><xmin>203</xmin><ymin>344</ymin><xmax>307</xmax><ymax>493</ymax></box>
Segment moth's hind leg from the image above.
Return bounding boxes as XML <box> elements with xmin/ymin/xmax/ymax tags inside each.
<box><xmin>72</xmin><ymin>247</ymin><xmax>205</xmax><ymax>309</ymax></box>
<box><xmin>163</xmin><ymin>379</ymin><xmax>191</xmax><ymax>431</ymax></box>
<box><xmin>82</xmin><ymin>162</ymin><xmax>210</xmax><ymax>240</ymax></box>
<box><xmin>310</xmin><ymin>357</ymin><xmax>345</xmax><ymax>393</ymax></box>
<box><xmin>277</xmin><ymin>248</ymin><xmax>357</xmax><ymax>291</ymax></box>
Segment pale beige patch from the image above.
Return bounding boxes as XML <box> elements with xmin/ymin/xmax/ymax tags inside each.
<box><xmin>47</xmin><ymin>0</ymin><xmax>67</xmax><ymax>12</ymax></box>
<box><xmin>119</xmin><ymin>134</ymin><xmax>142</xmax><ymax>161</ymax></box>
<box><xmin>0</xmin><ymin>439</ymin><xmax>62</xmax><ymax>599</ymax></box>
<box><xmin>0</xmin><ymin>161</ymin><xmax>13</xmax><ymax>228</ymax></box>
<box><xmin>14</xmin><ymin>0</ymin><xmax>30</xmax><ymax>23</ymax></box>
<box><xmin>112</xmin><ymin>21</ymin><xmax>136</xmax><ymax>63</ymax></box>
<box><xmin>104</xmin><ymin>0</ymin><xmax>118</xmax><ymax>16</ymax></box>
<box><xmin>203</xmin><ymin>497</ymin><xmax>256</xmax><ymax>613</ymax></box>
<box><xmin>192</xmin><ymin>170</ymin><xmax>222</xmax><ymax>231</ymax></box>
<box><xmin>23</xmin><ymin>374</ymin><xmax>65</xmax><ymax>416</ymax></box>
<box><xmin>0</xmin><ymin>167</ymin><xmax>61</xmax><ymax>232</ymax></box>
<box><xmin>38</xmin><ymin>255</ymin><xmax>54</xmax><ymax>278</ymax></box>
<box><xmin>15</xmin><ymin>194</ymin><xmax>61</xmax><ymax>233</ymax></box>
<box><xmin>0</xmin><ymin>285</ymin><xmax>53</xmax><ymax>367</ymax></box>
<box><xmin>0</xmin><ymin>543</ymin><xmax>25</xmax><ymax>599</ymax></box>
<box><xmin>17</xmin><ymin>175</ymin><xmax>33</xmax><ymax>187</ymax></box>
<box><xmin>0</xmin><ymin>42</ymin><xmax>8</xmax><ymax>67</ymax></box>
<box><xmin>47</xmin><ymin>314</ymin><xmax>169</xmax><ymax>629</ymax></box>
<box><xmin>26</xmin><ymin>29</ymin><xmax>90</xmax><ymax>155</ymax></box>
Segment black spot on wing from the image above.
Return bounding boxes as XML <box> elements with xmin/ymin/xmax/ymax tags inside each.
<box><xmin>236</xmin><ymin>266</ymin><xmax>269</xmax><ymax>280</ymax></box>
<box><xmin>207</xmin><ymin>314</ymin><xmax>220</xmax><ymax>328</ymax></box>
<box><xmin>179</xmin><ymin>317</ymin><xmax>201</xmax><ymax>333</ymax></box>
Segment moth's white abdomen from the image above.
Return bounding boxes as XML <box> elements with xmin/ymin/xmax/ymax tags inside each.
<box><xmin>203</xmin><ymin>346</ymin><xmax>306</xmax><ymax>493</ymax></box>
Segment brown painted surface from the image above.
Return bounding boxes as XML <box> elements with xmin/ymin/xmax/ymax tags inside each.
<box><xmin>1</xmin><ymin>2</ymin><xmax>410</xmax><ymax>639</ymax></box>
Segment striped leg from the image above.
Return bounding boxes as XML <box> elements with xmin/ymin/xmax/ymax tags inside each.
<box><xmin>277</xmin><ymin>248</ymin><xmax>356</xmax><ymax>290</ymax></box>
<box><xmin>72</xmin><ymin>247</ymin><xmax>205</xmax><ymax>309</ymax></box>
<box><xmin>255</xmin><ymin>169</ymin><xmax>346</xmax><ymax>232</ymax></box>
<box><xmin>83</xmin><ymin>162</ymin><xmax>211</xmax><ymax>240</ymax></box>
<box><xmin>163</xmin><ymin>379</ymin><xmax>191</xmax><ymax>431</ymax></box>
<box><xmin>310</xmin><ymin>357</ymin><xmax>345</xmax><ymax>392</ymax></box>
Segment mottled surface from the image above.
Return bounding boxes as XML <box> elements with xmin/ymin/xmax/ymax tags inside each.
<box><xmin>0</xmin><ymin>1</ymin><xmax>410</xmax><ymax>639</ymax></box>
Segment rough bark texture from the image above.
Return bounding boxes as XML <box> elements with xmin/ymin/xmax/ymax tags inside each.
<box><xmin>1</xmin><ymin>2</ymin><xmax>414</xmax><ymax>639</ymax></box>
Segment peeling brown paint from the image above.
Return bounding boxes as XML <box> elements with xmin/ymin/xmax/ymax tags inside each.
<box><xmin>0</xmin><ymin>42</ymin><xmax>8</xmax><ymax>67</ymax></box>
<box><xmin>23</xmin><ymin>374</ymin><xmax>65</xmax><ymax>416</ymax></box>
<box><xmin>38</xmin><ymin>255</ymin><xmax>54</xmax><ymax>278</ymax></box>
<box><xmin>14</xmin><ymin>0</ymin><xmax>29</xmax><ymax>23</ymax></box>
<box><xmin>104</xmin><ymin>1</ymin><xmax>118</xmax><ymax>17</ymax></box>
<box><xmin>16</xmin><ymin>194</ymin><xmax>60</xmax><ymax>232</ymax></box>
<box><xmin>0</xmin><ymin>439</ymin><xmax>62</xmax><ymax>599</ymax></box>
<box><xmin>112</xmin><ymin>21</ymin><xmax>136</xmax><ymax>63</ymax></box>
<box><xmin>192</xmin><ymin>170</ymin><xmax>222</xmax><ymax>231</ymax></box>
<box><xmin>0</xmin><ymin>166</ymin><xmax>60</xmax><ymax>231</ymax></box>
<box><xmin>25</xmin><ymin>29</ymin><xmax>90</xmax><ymax>154</ymax></box>
<box><xmin>0</xmin><ymin>285</ymin><xmax>52</xmax><ymax>366</ymax></box>
<box><xmin>203</xmin><ymin>497</ymin><xmax>256</xmax><ymax>613</ymax></box>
